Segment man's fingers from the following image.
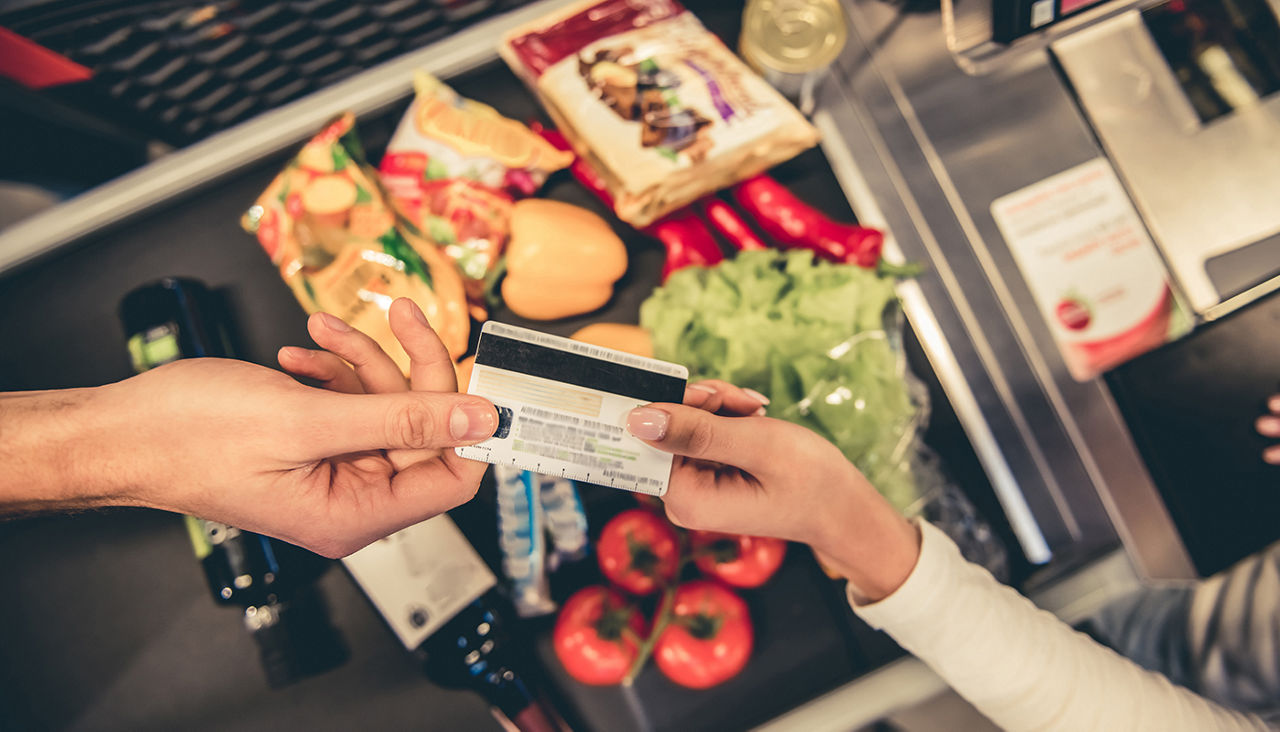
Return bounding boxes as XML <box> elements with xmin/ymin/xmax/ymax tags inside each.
<box><xmin>302</xmin><ymin>390</ymin><xmax>498</xmax><ymax>455</ymax></box>
<box><xmin>626</xmin><ymin>403</ymin><xmax>771</xmax><ymax>472</ymax></box>
<box><xmin>388</xmin><ymin>298</ymin><xmax>457</xmax><ymax>393</ymax></box>
<box><xmin>308</xmin><ymin>312</ymin><xmax>407</xmax><ymax>394</ymax></box>
<box><xmin>278</xmin><ymin>347</ymin><xmax>365</xmax><ymax>394</ymax></box>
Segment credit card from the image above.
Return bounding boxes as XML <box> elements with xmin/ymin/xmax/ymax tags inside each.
<box><xmin>456</xmin><ymin>321</ymin><xmax>688</xmax><ymax>496</ymax></box>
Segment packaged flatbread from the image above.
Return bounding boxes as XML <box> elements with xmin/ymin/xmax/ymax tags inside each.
<box><xmin>241</xmin><ymin>113</ymin><xmax>470</xmax><ymax>369</ymax></box>
<box><xmin>500</xmin><ymin>0</ymin><xmax>819</xmax><ymax>227</ymax></box>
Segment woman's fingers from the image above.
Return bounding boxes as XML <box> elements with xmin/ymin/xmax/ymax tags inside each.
<box><xmin>388</xmin><ymin>298</ymin><xmax>457</xmax><ymax>393</ymax></box>
<box><xmin>307</xmin><ymin>312</ymin><xmax>408</xmax><ymax>394</ymax></box>
<box><xmin>683</xmin><ymin>380</ymin><xmax>769</xmax><ymax>417</ymax></box>
<box><xmin>627</xmin><ymin>403</ymin><xmax>776</xmax><ymax>474</ymax></box>
<box><xmin>278</xmin><ymin>346</ymin><xmax>365</xmax><ymax>394</ymax></box>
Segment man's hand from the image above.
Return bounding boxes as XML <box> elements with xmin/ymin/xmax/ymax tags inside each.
<box><xmin>0</xmin><ymin>299</ymin><xmax>496</xmax><ymax>558</ymax></box>
<box><xmin>1257</xmin><ymin>394</ymin><xmax>1280</xmax><ymax>465</ymax></box>
<box><xmin>629</xmin><ymin>384</ymin><xmax>921</xmax><ymax>603</ymax></box>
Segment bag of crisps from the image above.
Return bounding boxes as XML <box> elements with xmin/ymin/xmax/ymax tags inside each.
<box><xmin>242</xmin><ymin>113</ymin><xmax>470</xmax><ymax>370</ymax></box>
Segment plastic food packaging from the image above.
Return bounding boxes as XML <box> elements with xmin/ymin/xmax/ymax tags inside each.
<box><xmin>641</xmin><ymin>249</ymin><xmax>1008</xmax><ymax>576</ymax></box>
<box><xmin>379</xmin><ymin>73</ymin><xmax>572</xmax><ymax>310</ymax></box>
<box><xmin>242</xmin><ymin>113</ymin><xmax>470</xmax><ymax>368</ymax></box>
<box><xmin>500</xmin><ymin>0</ymin><xmax>819</xmax><ymax>227</ymax></box>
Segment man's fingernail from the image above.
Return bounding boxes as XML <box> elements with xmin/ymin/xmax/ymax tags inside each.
<box><xmin>279</xmin><ymin>346</ymin><xmax>311</xmax><ymax>360</ymax></box>
<box><xmin>451</xmin><ymin>402</ymin><xmax>498</xmax><ymax>441</ymax></box>
<box><xmin>1265</xmin><ymin>445</ymin><xmax>1280</xmax><ymax>465</ymax></box>
<box><xmin>319</xmin><ymin>312</ymin><xmax>351</xmax><ymax>332</ymax></box>
<box><xmin>1258</xmin><ymin>416</ymin><xmax>1280</xmax><ymax>437</ymax></box>
<box><xmin>627</xmin><ymin>408</ymin><xmax>669</xmax><ymax>441</ymax></box>
<box><xmin>689</xmin><ymin>384</ymin><xmax>718</xmax><ymax>394</ymax></box>
<box><xmin>410</xmin><ymin>300</ymin><xmax>431</xmax><ymax>327</ymax></box>
<box><xmin>753</xmin><ymin>406</ymin><xmax>767</xmax><ymax>417</ymax></box>
<box><xmin>742</xmin><ymin>388</ymin><xmax>771</xmax><ymax>405</ymax></box>
<box><xmin>1269</xmin><ymin>395</ymin><xmax>1280</xmax><ymax>414</ymax></box>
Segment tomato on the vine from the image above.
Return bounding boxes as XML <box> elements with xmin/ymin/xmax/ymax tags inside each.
<box><xmin>690</xmin><ymin>531</ymin><xmax>786</xmax><ymax>588</ymax></box>
<box><xmin>597</xmin><ymin>509</ymin><xmax>679</xmax><ymax>596</ymax></box>
<box><xmin>553</xmin><ymin>586</ymin><xmax>645</xmax><ymax>686</ymax></box>
<box><xmin>654</xmin><ymin>580</ymin><xmax>753</xmax><ymax>689</ymax></box>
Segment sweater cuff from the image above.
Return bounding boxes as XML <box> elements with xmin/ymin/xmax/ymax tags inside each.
<box><xmin>848</xmin><ymin>519</ymin><xmax>964</xmax><ymax>631</ymax></box>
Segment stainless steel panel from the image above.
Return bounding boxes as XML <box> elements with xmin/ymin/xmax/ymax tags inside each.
<box><xmin>1054</xmin><ymin>11</ymin><xmax>1280</xmax><ymax>315</ymax></box>
<box><xmin>826</xmin><ymin>0</ymin><xmax>1196</xmax><ymax>578</ymax></box>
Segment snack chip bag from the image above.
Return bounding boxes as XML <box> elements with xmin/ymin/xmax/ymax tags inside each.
<box><xmin>380</xmin><ymin>72</ymin><xmax>573</xmax><ymax>198</ymax></box>
<box><xmin>242</xmin><ymin>113</ymin><xmax>470</xmax><ymax>370</ymax></box>
<box><xmin>500</xmin><ymin>0</ymin><xmax>819</xmax><ymax>227</ymax></box>
<box><xmin>380</xmin><ymin>73</ymin><xmax>571</xmax><ymax>307</ymax></box>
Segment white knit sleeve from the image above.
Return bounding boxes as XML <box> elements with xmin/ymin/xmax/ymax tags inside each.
<box><xmin>849</xmin><ymin>520</ymin><xmax>1272</xmax><ymax>731</ymax></box>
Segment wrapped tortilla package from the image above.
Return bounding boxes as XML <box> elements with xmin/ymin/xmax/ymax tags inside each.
<box><xmin>379</xmin><ymin>73</ymin><xmax>571</xmax><ymax>305</ymax></box>
<box><xmin>242</xmin><ymin>113</ymin><xmax>470</xmax><ymax>370</ymax></box>
<box><xmin>500</xmin><ymin>0</ymin><xmax>819</xmax><ymax>227</ymax></box>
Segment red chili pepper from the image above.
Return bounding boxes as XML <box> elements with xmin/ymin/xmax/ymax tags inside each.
<box><xmin>649</xmin><ymin>208</ymin><xmax>725</xmax><ymax>281</ymax></box>
<box><xmin>699</xmin><ymin>198</ymin><xmax>767</xmax><ymax>252</ymax></box>
<box><xmin>731</xmin><ymin>174</ymin><xmax>884</xmax><ymax>268</ymax></box>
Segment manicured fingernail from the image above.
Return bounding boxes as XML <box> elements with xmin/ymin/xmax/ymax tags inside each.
<box><xmin>1265</xmin><ymin>445</ymin><xmax>1280</xmax><ymax>465</ymax></box>
<box><xmin>451</xmin><ymin>402</ymin><xmax>498</xmax><ymax>441</ymax></box>
<box><xmin>689</xmin><ymin>384</ymin><xmax>718</xmax><ymax>394</ymax></box>
<box><xmin>319</xmin><ymin>312</ymin><xmax>351</xmax><ymax>332</ymax></box>
<box><xmin>1258</xmin><ymin>416</ymin><xmax>1280</xmax><ymax>437</ymax></box>
<box><xmin>627</xmin><ymin>407</ymin><xmax>669</xmax><ymax>441</ymax></box>
<box><xmin>742</xmin><ymin>388</ymin><xmax>770</xmax><ymax>405</ymax></box>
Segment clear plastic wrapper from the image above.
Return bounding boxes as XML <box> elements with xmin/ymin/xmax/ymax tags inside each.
<box><xmin>241</xmin><ymin>113</ymin><xmax>470</xmax><ymax>367</ymax></box>
<box><xmin>500</xmin><ymin>0</ymin><xmax>819</xmax><ymax>227</ymax></box>
<box><xmin>641</xmin><ymin>250</ymin><xmax>1008</xmax><ymax>576</ymax></box>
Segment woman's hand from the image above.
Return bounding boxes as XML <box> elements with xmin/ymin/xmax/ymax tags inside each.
<box><xmin>629</xmin><ymin>383</ymin><xmax>921</xmax><ymax>602</ymax></box>
<box><xmin>1</xmin><ymin>299</ymin><xmax>497</xmax><ymax>558</ymax></box>
<box><xmin>1257</xmin><ymin>394</ymin><xmax>1280</xmax><ymax>465</ymax></box>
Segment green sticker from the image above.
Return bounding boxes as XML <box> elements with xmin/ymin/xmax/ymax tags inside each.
<box><xmin>426</xmin><ymin>215</ymin><xmax>457</xmax><ymax>245</ymax></box>
<box><xmin>185</xmin><ymin>515</ymin><xmax>212</xmax><ymax>559</ymax></box>
<box><xmin>425</xmin><ymin>158</ymin><xmax>450</xmax><ymax>181</ymax></box>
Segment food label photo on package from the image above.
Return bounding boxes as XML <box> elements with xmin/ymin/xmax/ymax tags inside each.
<box><xmin>456</xmin><ymin>321</ymin><xmax>688</xmax><ymax>496</ymax></box>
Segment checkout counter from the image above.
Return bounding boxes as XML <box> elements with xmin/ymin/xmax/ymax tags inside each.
<box><xmin>0</xmin><ymin>0</ymin><xmax>1276</xmax><ymax>729</ymax></box>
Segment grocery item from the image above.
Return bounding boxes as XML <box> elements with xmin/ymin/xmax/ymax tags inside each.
<box><xmin>739</xmin><ymin>0</ymin><xmax>847</xmax><ymax>114</ymax></box>
<box><xmin>501</xmin><ymin>0</ymin><xmax>819</xmax><ymax>227</ymax></box>
<box><xmin>569</xmin><ymin>322</ymin><xmax>654</xmax><ymax>358</ymax></box>
<box><xmin>649</xmin><ymin>208</ymin><xmax>726</xmax><ymax>281</ymax></box>
<box><xmin>989</xmin><ymin>158</ymin><xmax>1191</xmax><ymax>381</ymax></box>
<box><xmin>241</xmin><ymin>113</ymin><xmax>470</xmax><ymax>367</ymax></box>
<box><xmin>495</xmin><ymin>464</ymin><xmax>557</xmax><ymax>617</ymax></box>
<box><xmin>732</xmin><ymin>174</ymin><xmax>883</xmax><ymax>268</ymax></box>
<box><xmin>501</xmin><ymin>199</ymin><xmax>628</xmax><ymax>319</ymax></box>
<box><xmin>554</xmin><ymin>586</ymin><xmax>646</xmax><ymax>686</ymax></box>
<box><xmin>689</xmin><ymin>531</ymin><xmax>786</xmax><ymax>589</ymax></box>
<box><xmin>120</xmin><ymin>278</ymin><xmax>347</xmax><ymax>688</ymax></box>
<box><xmin>380</xmin><ymin>72</ymin><xmax>572</xmax><ymax>198</ymax></box>
<box><xmin>641</xmin><ymin>249</ymin><xmax>922</xmax><ymax>511</ymax></box>
<box><xmin>343</xmin><ymin>515</ymin><xmax>562</xmax><ymax>731</ymax></box>
<box><xmin>700</xmin><ymin>197</ymin><xmax>768</xmax><ymax>252</ymax></box>
<box><xmin>653</xmin><ymin>580</ymin><xmax>753</xmax><ymax>689</ymax></box>
<box><xmin>597</xmin><ymin>509</ymin><xmax>680</xmax><ymax>596</ymax></box>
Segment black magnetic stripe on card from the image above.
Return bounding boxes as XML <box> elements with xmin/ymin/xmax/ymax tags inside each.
<box><xmin>475</xmin><ymin>333</ymin><xmax>686</xmax><ymax>404</ymax></box>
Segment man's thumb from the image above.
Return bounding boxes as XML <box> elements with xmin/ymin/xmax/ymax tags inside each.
<box><xmin>305</xmin><ymin>390</ymin><xmax>498</xmax><ymax>455</ymax></box>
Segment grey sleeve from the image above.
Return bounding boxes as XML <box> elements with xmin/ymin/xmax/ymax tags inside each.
<box><xmin>1081</xmin><ymin>542</ymin><xmax>1280</xmax><ymax>722</ymax></box>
